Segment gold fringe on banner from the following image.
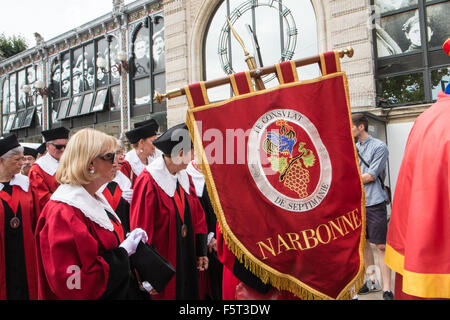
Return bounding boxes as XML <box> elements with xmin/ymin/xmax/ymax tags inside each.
<box><xmin>185</xmin><ymin>72</ymin><xmax>366</xmax><ymax>300</ymax></box>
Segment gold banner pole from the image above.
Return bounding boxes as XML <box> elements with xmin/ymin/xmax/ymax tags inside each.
<box><xmin>226</xmin><ymin>17</ymin><xmax>265</xmax><ymax>90</ymax></box>
<box><xmin>154</xmin><ymin>47</ymin><xmax>354</xmax><ymax>104</ymax></box>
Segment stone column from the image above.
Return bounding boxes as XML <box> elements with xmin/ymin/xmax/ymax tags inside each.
<box><xmin>163</xmin><ymin>0</ymin><xmax>190</xmax><ymax>127</ymax></box>
<box><xmin>325</xmin><ymin>0</ymin><xmax>376</xmax><ymax>110</ymax></box>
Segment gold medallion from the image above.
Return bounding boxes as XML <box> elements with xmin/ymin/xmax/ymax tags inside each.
<box><xmin>181</xmin><ymin>224</ymin><xmax>188</xmax><ymax>238</ymax></box>
<box><xmin>10</xmin><ymin>217</ymin><xmax>20</xmax><ymax>229</ymax></box>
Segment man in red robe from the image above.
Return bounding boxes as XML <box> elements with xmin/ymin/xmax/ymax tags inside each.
<box><xmin>29</xmin><ymin>127</ymin><xmax>69</xmax><ymax>218</ymax></box>
<box><xmin>130</xmin><ymin>123</ymin><xmax>208</xmax><ymax>300</ymax></box>
<box><xmin>122</xmin><ymin>119</ymin><xmax>161</xmax><ymax>187</ymax></box>
<box><xmin>0</xmin><ymin>134</ymin><xmax>38</xmax><ymax>300</ymax></box>
<box><xmin>385</xmin><ymin>38</ymin><xmax>450</xmax><ymax>299</ymax></box>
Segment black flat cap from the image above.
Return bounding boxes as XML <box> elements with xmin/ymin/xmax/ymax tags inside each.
<box><xmin>152</xmin><ymin>123</ymin><xmax>192</xmax><ymax>156</ymax></box>
<box><xmin>0</xmin><ymin>134</ymin><xmax>20</xmax><ymax>157</ymax></box>
<box><xmin>125</xmin><ymin>120</ymin><xmax>159</xmax><ymax>144</ymax></box>
<box><xmin>23</xmin><ymin>146</ymin><xmax>38</xmax><ymax>159</ymax></box>
<box><xmin>134</xmin><ymin>118</ymin><xmax>159</xmax><ymax>129</ymax></box>
<box><xmin>41</xmin><ymin>127</ymin><xmax>70</xmax><ymax>142</ymax></box>
<box><xmin>130</xmin><ymin>242</ymin><xmax>175</xmax><ymax>293</ymax></box>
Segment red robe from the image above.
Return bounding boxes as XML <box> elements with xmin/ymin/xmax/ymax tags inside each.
<box><xmin>217</xmin><ymin>225</ymin><xmax>297</xmax><ymax>300</ymax></box>
<box><xmin>120</xmin><ymin>160</ymin><xmax>138</xmax><ymax>188</ymax></box>
<box><xmin>0</xmin><ymin>176</ymin><xmax>38</xmax><ymax>300</ymax></box>
<box><xmin>35</xmin><ymin>185</ymin><xmax>132</xmax><ymax>300</ymax></box>
<box><xmin>130</xmin><ymin>167</ymin><xmax>208</xmax><ymax>300</ymax></box>
<box><xmin>28</xmin><ymin>163</ymin><xmax>59</xmax><ymax>218</ymax></box>
<box><xmin>385</xmin><ymin>91</ymin><xmax>450</xmax><ymax>299</ymax></box>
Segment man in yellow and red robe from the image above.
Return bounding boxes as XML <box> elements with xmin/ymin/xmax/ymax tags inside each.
<box><xmin>385</xmin><ymin>38</ymin><xmax>450</xmax><ymax>300</ymax></box>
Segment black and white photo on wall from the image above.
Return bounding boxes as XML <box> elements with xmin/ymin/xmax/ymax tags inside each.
<box><xmin>376</xmin><ymin>2</ymin><xmax>450</xmax><ymax>58</ymax></box>
<box><xmin>134</xmin><ymin>27</ymin><xmax>151</xmax><ymax>75</ymax></box>
<box><xmin>376</xmin><ymin>0</ymin><xmax>417</xmax><ymax>14</ymax></box>
<box><xmin>152</xmin><ymin>26</ymin><xmax>165</xmax><ymax>72</ymax></box>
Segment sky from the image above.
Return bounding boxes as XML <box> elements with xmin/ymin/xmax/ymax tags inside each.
<box><xmin>0</xmin><ymin>0</ymin><xmax>135</xmax><ymax>47</ymax></box>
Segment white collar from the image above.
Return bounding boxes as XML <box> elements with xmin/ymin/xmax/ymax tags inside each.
<box><xmin>146</xmin><ymin>155</ymin><xmax>190</xmax><ymax>197</ymax></box>
<box><xmin>51</xmin><ymin>184</ymin><xmax>120</xmax><ymax>231</ymax></box>
<box><xmin>98</xmin><ymin>170</ymin><xmax>132</xmax><ymax>194</ymax></box>
<box><xmin>0</xmin><ymin>174</ymin><xmax>29</xmax><ymax>192</ymax></box>
<box><xmin>125</xmin><ymin>149</ymin><xmax>162</xmax><ymax>177</ymax></box>
<box><xmin>113</xmin><ymin>170</ymin><xmax>132</xmax><ymax>191</ymax></box>
<box><xmin>35</xmin><ymin>153</ymin><xmax>59</xmax><ymax>176</ymax></box>
<box><xmin>186</xmin><ymin>162</ymin><xmax>205</xmax><ymax>197</ymax></box>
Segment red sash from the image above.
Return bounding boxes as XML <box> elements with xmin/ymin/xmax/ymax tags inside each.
<box><xmin>102</xmin><ymin>184</ymin><xmax>123</xmax><ymax>212</ymax></box>
<box><xmin>0</xmin><ymin>186</ymin><xmax>37</xmax><ymax>300</ymax></box>
<box><xmin>0</xmin><ymin>190</ymin><xmax>19</xmax><ymax>215</ymax></box>
<box><xmin>109</xmin><ymin>215</ymin><xmax>125</xmax><ymax>244</ymax></box>
<box><xmin>173</xmin><ymin>186</ymin><xmax>186</xmax><ymax>223</ymax></box>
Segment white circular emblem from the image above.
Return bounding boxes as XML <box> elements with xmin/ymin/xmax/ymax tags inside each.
<box><xmin>247</xmin><ymin>109</ymin><xmax>332</xmax><ymax>212</ymax></box>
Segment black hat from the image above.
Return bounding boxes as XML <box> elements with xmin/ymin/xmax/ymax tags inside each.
<box><xmin>23</xmin><ymin>146</ymin><xmax>38</xmax><ymax>159</ymax></box>
<box><xmin>134</xmin><ymin>118</ymin><xmax>159</xmax><ymax>129</ymax></box>
<box><xmin>152</xmin><ymin>123</ymin><xmax>192</xmax><ymax>156</ymax></box>
<box><xmin>130</xmin><ymin>242</ymin><xmax>175</xmax><ymax>293</ymax></box>
<box><xmin>41</xmin><ymin>127</ymin><xmax>70</xmax><ymax>142</ymax></box>
<box><xmin>36</xmin><ymin>142</ymin><xmax>46</xmax><ymax>155</ymax></box>
<box><xmin>125</xmin><ymin>120</ymin><xmax>159</xmax><ymax>144</ymax></box>
<box><xmin>0</xmin><ymin>134</ymin><xmax>20</xmax><ymax>157</ymax></box>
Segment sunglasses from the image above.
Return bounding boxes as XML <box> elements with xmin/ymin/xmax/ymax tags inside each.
<box><xmin>99</xmin><ymin>152</ymin><xmax>116</xmax><ymax>163</ymax></box>
<box><xmin>50</xmin><ymin>143</ymin><xmax>67</xmax><ymax>150</ymax></box>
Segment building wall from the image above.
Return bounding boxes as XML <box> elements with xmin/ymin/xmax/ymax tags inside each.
<box><xmin>0</xmin><ymin>0</ymin><xmax>441</xmax><ymax>192</ymax></box>
<box><xmin>387</xmin><ymin>121</ymin><xmax>414</xmax><ymax>197</ymax></box>
<box><xmin>164</xmin><ymin>0</ymin><xmax>378</xmax><ymax>124</ymax></box>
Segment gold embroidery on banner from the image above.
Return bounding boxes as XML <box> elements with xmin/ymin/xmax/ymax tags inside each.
<box><xmin>186</xmin><ymin>72</ymin><xmax>365</xmax><ymax>300</ymax></box>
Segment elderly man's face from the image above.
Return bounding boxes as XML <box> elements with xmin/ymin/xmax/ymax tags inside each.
<box><xmin>1</xmin><ymin>153</ymin><xmax>24</xmax><ymax>178</ymax></box>
<box><xmin>47</xmin><ymin>139</ymin><xmax>68</xmax><ymax>161</ymax></box>
<box><xmin>407</xmin><ymin>23</ymin><xmax>422</xmax><ymax>47</ymax></box>
<box><xmin>135</xmin><ymin>40</ymin><xmax>148</xmax><ymax>59</ymax></box>
<box><xmin>21</xmin><ymin>155</ymin><xmax>36</xmax><ymax>176</ymax></box>
<box><xmin>153</xmin><ymin>36</ymin><xmax>164</xmax><ymax>58</ymax></box>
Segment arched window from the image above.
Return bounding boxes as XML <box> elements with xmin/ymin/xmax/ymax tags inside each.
<box><xmin>203</xmin><ymin>0</ymin><xmax>319</xmax><ymax>101</ymax></box>
<box><xmin>130</xmin><ymin>13</ymin><xmax>166</xmax><ymax>131</ymax></box>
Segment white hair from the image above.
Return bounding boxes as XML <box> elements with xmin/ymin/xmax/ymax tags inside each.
<box><xmin>1</xmin><ymin>146</ymin><xmax>24</xmax><ymax>160</ymax></box>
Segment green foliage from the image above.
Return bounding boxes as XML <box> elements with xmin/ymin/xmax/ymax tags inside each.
<box><xmin>379</xmin><ymin>73</ymin><xmax>425</xmax><ymax>105</ymax></box>
<box><xmin>268</xmin><ymin>155</ymin><xmax>288</xmax><ymax>173</ymax></box>
<box><xmin>0</xmin><ymin>33</ymin><xmax>28</xmax><ymax>59</ymax></box>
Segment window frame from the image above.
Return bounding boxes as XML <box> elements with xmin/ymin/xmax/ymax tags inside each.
<box><xmin>373</xmin><ymin>0</ymin><xmax>450</xmax><ymax>107</ymax></box>
<box><xmin>129</xmin><ymin>13</ymin><xmax>166</xmax><ymax>129</ymax></box>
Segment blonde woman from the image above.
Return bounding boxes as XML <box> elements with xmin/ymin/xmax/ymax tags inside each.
<box><xmin>35</xmin><ymin>128</ymin><xmax>149</xmax><ymax>300</ymax></box>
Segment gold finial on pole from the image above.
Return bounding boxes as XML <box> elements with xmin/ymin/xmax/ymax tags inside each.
<box><xmin>226</xmin><ymin>17</ymin><xmax>250</xmax><ymax>58</ymax></box>
<box><xmin>154</xmin><ymin>89</ymin><xmax>184</xmax><ymax>104</ymax></box>
<box><xmin>338</xmin><ymin>47</ymin><xmax>354</xmax><ymax>58</ymax></box>
<box><xmin>226</xmin><ymin>17</ymin><xmax>265</xmax><ymax>90</ymax></box>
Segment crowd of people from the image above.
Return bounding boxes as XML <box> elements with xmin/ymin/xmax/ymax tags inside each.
<box><xmin>1</xmin><ymin>39</ymin><xmax>449</xmax><ymax>302</ymax></box>
<box><xmin>0</xmin><ymin>119</ymin><xmax>225</xmax><ymax>300</ymax></box>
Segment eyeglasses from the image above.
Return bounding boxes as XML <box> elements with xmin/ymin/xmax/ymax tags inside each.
<box><xmin>50</xmin><ymin>143</ymin><xmax>67</xmax><ymax>150</ymax></box>
<box><xmin>99</xmin><ymin>152</ymin><xmax>116</xmax><ymax>163</ymax></box>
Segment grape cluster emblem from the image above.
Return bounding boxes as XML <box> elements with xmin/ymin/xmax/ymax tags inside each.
<box><xmin>263</xmin><ymin>120</ymin><xmax>316</xmax><ymax>199</ymax></box>
<box><xmin>247</xmin><ymin>109</ymin><xmax>332</xmax><ymax>213</ymax></box>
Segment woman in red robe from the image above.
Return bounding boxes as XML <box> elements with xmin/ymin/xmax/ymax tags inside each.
<box><xmin>0</xmin><ymin>134</ymin><xmax>38</xmax><ymax>300</ymax></box>
<box><xmin>130</xmin><ymin>123</ymin><xmax>209</xmax><ymax>300</ymax></box>
<box><xmin>100</xmin><ymin>141</ymin><xmax>133</xmax><ymax>233</ymax></box>
<box><xmin>35</xmin><ymin>128</ymin><xmax>149</xmax><ymax>300</ymax></box>
<box><xmin>122</xmin><ymin>119</ymin><xmax>161</xmax><ymax>187</ymax></box>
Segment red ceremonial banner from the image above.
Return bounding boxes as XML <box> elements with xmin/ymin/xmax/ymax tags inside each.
<box><xmin>186</xmin><ymin>52</ymin><xmax>365</xmax><ymax>299</ymax></box>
